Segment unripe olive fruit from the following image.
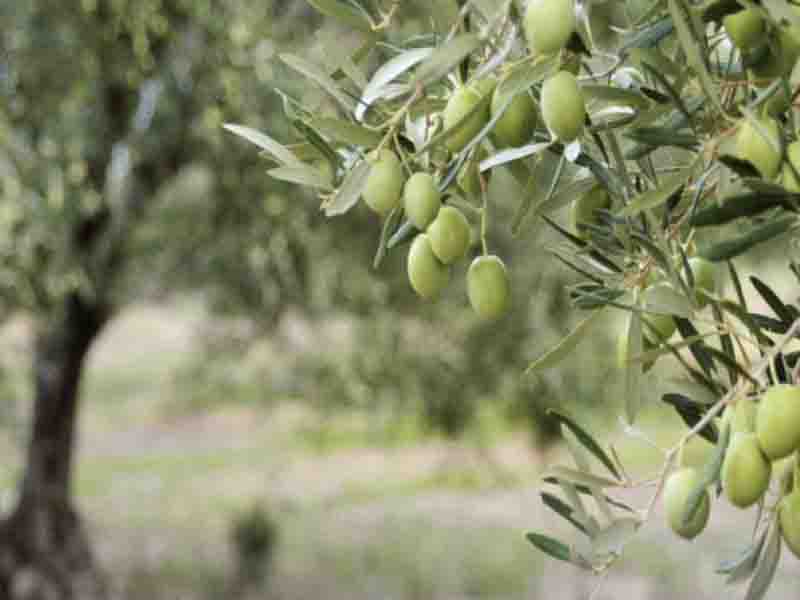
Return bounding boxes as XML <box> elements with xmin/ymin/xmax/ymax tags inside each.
<box><xmin>457</xmin><ymin>148</ymin><xmax>491</xmax><ymax>198</ymax></box>
<box><xmin>688</xmin><ymin>256</ymin><xmax>716</xmax><ymax>308</ymax></box>
<box><xmin>752</xmin><ymin>25</ymin><xmax>800</xmax><ymax>80</ymax></box>
<box><xmin>782</xmin><ymin>141</ymin><xmax>800</xmax><ymax>193</ymax></box>
<box><xmin>569</xmin><ymin>186</ymin><xmax>610</xmax><ymax>237</ymax></box>
<box><xmin>642</xmin><ymin>283</ymin><xmax>677</xmax><ymax>342</ymax></box>
<box><xmin>723</xmin><ymin>9</ymin><xmax>765</xmax><ymax>52</ymax></box>
<box><xmin>467</xmin><ymin>255</ymin><xmax>511</xmax><ymax>320</ymax></box>
<box><xmin>541</xmin><ymin>71</ymin><xmax>585</xmax><ymax>142</ymax></box>
<box><xmin>443</xmin><ymin>85</ymin><xmax>491</xmax><ymax>153</ymax></box>
<box><xmin>757</xmin><ymin>385</ymin><xmax>800</xmax><ymax>461</ymax></box>
<box><xmin>664</xmin><ymin>467</ymin><xmax>710</xmax><ymax>540</ymax></box>
<box><xmin>407</xmin><ymin>234</ymin><xmax>450</xmax><ymax>300</ymax></box>
<box><xmin>403</xmin><ymin>172</ymin><xmax>441</xmax><ymax>230</ymax></box>
<box><xmin>524</xmin><ymin>0</ymin><xmax>576</xmax><ymax>56</ymax></box>
<box><xmin>736</xmin><ymin>117</ymin><xmax>782</xmax><ymax>180</ymax></box>
<box><xmin>779</xmin><ymin>489</ymin><xmax>800</xmax><ymax>558</ymax></box>
<box><xmin>730</xmin><ymin>397</ymin><xmax>758</xmax><ymax>434</ymax></box>
<box><xmin>722</xmin><ymin>432</ymin><xmax>772</xmax><ymax>508</ymax></box>
<box><xmin>490</xmin><ymin>88</ymin><xmax>538</xmax><ymax>148</ymax></box>
<box><xmin>427</xmin><ymin>205</ymin><xmax>471</xmax><ymax>264</ymax></box>
<box><xmin>362</xmin><ymin>149</ymin><xmax>405</xmax><ymax>216</ymax></box>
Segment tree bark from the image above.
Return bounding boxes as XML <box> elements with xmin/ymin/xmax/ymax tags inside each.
<box><xmin>0</xmin><ymin>293</ymin><xmax>109</xmax><ymax>600</ymax></box>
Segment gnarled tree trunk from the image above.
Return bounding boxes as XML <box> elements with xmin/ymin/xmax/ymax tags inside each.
<box><xmin>0</xmin><ymin>293</ymin><xmax>109</xmax><ymax>600</ymax></box>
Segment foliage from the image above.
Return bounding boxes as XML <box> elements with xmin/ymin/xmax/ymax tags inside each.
<box><xmin>230</xmin><ymin>501</ymin><xmax>279</xmax><ymax>585</ymax></box>
<box><xmin>228</xmin><ymin>0</ymin><xmax>800</xmax><ymax>596</ymax></box>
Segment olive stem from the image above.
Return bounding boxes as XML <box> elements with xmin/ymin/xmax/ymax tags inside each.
<box><xmin>480</xmin><ymin>171</ymin><xmax>489</xmax><ymax>256</ymax></box>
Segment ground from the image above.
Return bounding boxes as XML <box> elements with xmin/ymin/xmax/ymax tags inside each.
<box><xmin>0</xmin><ymin>298</ymin><xmax>798</xmax><ymax>600</ymax></box>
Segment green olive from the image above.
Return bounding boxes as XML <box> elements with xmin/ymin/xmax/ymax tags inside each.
<box><xmin>457</xmin><ymin>148</ymin><xmax>491</xmax><ymax>198</ymax></box>
<box><xmin>403</xmin><ymin>172</ymin><xmax>441</xmax><ymax>230</ymax></box>
<box><xmin>541</xmin><ymin>71</ymin><xmax>585</xmax><ymax>142</ymax></box>
<box><xmin>490</xmin><ymin>88</ymin><xmax>538</xmax><ymax>148</ymax></box>
<box><xmin>782</xmin><ymin>141</ymin><xmax>800</xmax><ymax>192</ymax></box>
<box><xmin>443</xmin><ymin>85</ymin><xmax>491</xmax><ymax>153</ymax></box>
<box><xmin>736</xmin><ymin>117</ymin><xmax>782</xmax><ymax>180</ymax></box>
<box><xmin>779</xmin><ymin>489</ymin><xmax>800</xmax><ymax>558</ymax></box>
<box><xmin>642</xmin><ymin>283</ymin><xmax>677</xmax><ymax>342</ymax></box>
<box><xmin>427</xmin><ymin>205</ymin><xmax>472</xmax><ymax>264</ymax></box>
<box><xmin>752</xmin><ymin>25</ymin><xmax>800</xmax><ymax>80</ymax></box>
<box><xmin>723</xmin><ymin>9</ymin><xmax>765</xmax><ymax>52</ymax></box>
<box><xmin>524</xmin><ymin>0</ymin><xmax>576</xmax><ymax>56</ymax></box>
<box><xmin>467</xmin><ymin>255</ymin><xmax>511</xmax><ymax>320</ymax></box>
<box><xmin>730</xmin><ymin>397</ymin><xmax>758</xmax><ymax>434</ymax></box>
<box><xmin>569</xmin><ymin>185</ymin><xmax>610</xmax><ymax>238</ymax></box>
<box><xmin>362</xmin><ymin>149</ymin><xmax>405</xmax><ymax>216</ymax></box>
<box><xmin>664</xmin><ymin>467</ymin><xmax>710</xmax><ymax>540</ymax></box>
<box><xmin>407</xmin><ymin>233</ymin><xmax>450</xmax><ymax>300</ymax></box>
<box><xmin>722</xmin><ymin>432</ymin><xmax>772</xmax><ymax>508</ymax></box>
<box><xmin>757</xmin><ymin>385</ymin><xmax>800</xmax><ymax>461</ymax></box>
<box><xmin>688</xmin><ymin>257</ymin><xmax>716</xmax><ymax>308</ymax></box>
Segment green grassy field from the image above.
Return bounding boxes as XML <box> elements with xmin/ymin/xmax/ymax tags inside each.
<box><xmin>1</xmin><ymin>297</ymin><xmax>799</xmax><ymax>599</ymax></box>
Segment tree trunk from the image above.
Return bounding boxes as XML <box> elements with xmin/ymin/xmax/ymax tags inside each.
<box><xmin>0</xmin><ymin>293</ymin><xmax>109</xmax><ymax>600</ymax></box>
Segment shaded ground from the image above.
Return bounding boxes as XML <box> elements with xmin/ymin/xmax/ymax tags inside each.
<box><xmin>1</xmin><ymin>300</ymin><xmax>799</xmax><ymax>599</ymax></box>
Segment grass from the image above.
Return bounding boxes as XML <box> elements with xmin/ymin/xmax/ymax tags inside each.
<box><xmin>1</xmin><ymin>293</ymin><xmax>799</xmax><ymax>599</ymax></box>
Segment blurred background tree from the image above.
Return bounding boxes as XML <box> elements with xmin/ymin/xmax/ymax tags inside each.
<box><xmin>0</xmin><ymin>2</ymin><xmax>614</xmax><ymax>598</ymax></box>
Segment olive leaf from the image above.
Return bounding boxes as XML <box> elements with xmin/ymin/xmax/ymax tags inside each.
<box><xmin>305</xmin><ymin>0</ymin><xmax>372</xmax><ymax>31</ymax></box>
<box><xmin>525</xmin><ymin>532</ymin><xmax>574</xmax><ymax>564</ymax></box>
<box><xmin>545</xmin><ymin>466</ymin><xmax>621</xmax><ymax>490</ymax></box>
<box><xmin>623</xmin><ymin>309</ymin><xmax>643</xmax><ymax>424</ymax></box>
<box><xmin>373</xmin><ymin>207</ymin><xmax>403</xmax><ymax>269</ymax></box>
<box><xmin>744</xmin><ymin>520</ymin><xmax>782</xmax><ymax>600</ymax></box>
<box><xmin>662</xmin><ymin>393</ymin><xmax>719</xmax><ymax>444</ymax></box>
<box><xmin>413</xmin><ymin>33</ymin><xmax>482</xmax><ymax>88</ymax></box>
<box><xmin>750</xmin><ymin>276</ymin><xmax>800</xmax><ymax>326</ymax></box>
<box><xmin>590</xmin><ymin>518</ymin><xmax>641</xmax><ymax>558</ymax></box>
<box><xmin>356</xmin><ymin>47</ymin><xmax>433</xmax><ymax>121</ymax></box>
<box><xmin>323</xmin><ymin>159</ymin><xmax>371</xmax><ymax>216</ymax></box>
<box><xmin>222</xmin><ymin>124</ymin><xmax>304</xmax><ymax>167</ymax></box>
<box><xmin>548</xmin><ymin>410</ymin><xmax>622</xmax><ymax>480</ymax></box>
<box><xmin>540</xmin><ymin>492</ymin><xmax>590</xmax><ymax>535</ymax></box>
<box><xmin>717</xmin><ymin>530</ymin><xmax>768</xmax><ymax>584</ymax></box>
<box><xmin>618</xmin><ymin>162</ymin><xmax>694</xmax><ymax>217</ymax></box>
<box><xmin>681</xmin><ymin>423</ymin><xmax>730</xmax><ymax>527</ymax></box>
<box><xmin>280</xmin><ymin>53</ymin><xmax>357</xmax><ymax>112</ymax></box>
<box><xmin>309</xmin><ymin>117</ymin><xmax>383</xmax><ymax>147</ymax></box>
<box><xmin>525</xmin><ymin>309</ymin><xmax>607</xmax><ymax>375</ymax></box>
<box><xmin>479</xmin><ymin>142</ymin><xmax>550</xmax><ymax>172</ymax></box>
<box><xmin>700</xmin><ymin>216</ymin><xmax>798</xmax><ymax>262</ymax></box>
<box><xmin>267</xmin><ymin>166</ymin><xmax>334</xmax><ymax>190</ymax></box>
<box><xmin>691</xmin><ymin>193</ymin><xmax>794</xmax><ymax>227</ymax></box>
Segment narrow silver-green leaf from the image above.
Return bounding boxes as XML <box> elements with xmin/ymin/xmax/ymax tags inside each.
<box><xmin>668</xmin><ymin>0</ymin><xmax>724</xmax><ymax>115</ymax></box>
<box><xmin>623</xmin><ymin>309</ymin><xmax>643</xmax><ymax>424</ymax></box>
<box><xmin>223</xmin><ymin>124</ymin><xmax>304</xmax><ymax>167</ymax></box>
<box><xmin>545</xmin><ymin>466</ymin><xmax>621</xmax><ymax>489</ymax></box>
<box><xmin>582</xmin><ymin>84</ymin><xmax>651</xmax><ymax>110</ymax></box>
<box><xmin>356</xmin><ymin>47</ymin><xmax>433</xmax><ymax>121</ymax></box>
<box><xmin>549</xmin><ymin>410</ymin><xmax>622</xmax><ymax>480</ymax></box>
<box><xmin>591</xmin><ymin>518</ymin><xmax>641</xmax><ymax>558</ymax></box>
<box><xmin>618</xmin><ymin>162</ymin><xmax>694</xmax><ymax>217</ymax></box>
<box><xmin>309</xmin><ymin>117</ymin><xmax>383</xmax><ymax>147</ymax></box>
<box><xmin>323</xmin><ymin>159</ymin><xmax>372</xmax><ymax>216</ymax></box>
<box><xmin>525</xmin><ymin>532</ymin><xmax>573</xmax><ymax>563</ymax></box>
<box><xmin>717</xmin><ymin>532</ymin><xmax>767</xmax><ymax>584</ymax></box>
<box><xmin>280</xmin><ymin>53</ymin><xmax>356</xmax><ymax>111</ymax></box>
<box><xmin>305</xmin><ymin>0</ymin><xmax>372</xmax><ymax>31</ymax></box>
<box><xmin>479</xmin><ymin>142</ymin><xmax>550</xmax><ymax>172</ymax></box>
<box><xmin>268</xmin><ymin>166</ymin><xmax>334</xmax><ymax>190</ymax></box>
<box><xmin>745</xmin><ymin>521</ymin><xmax>781</xmax><ymax>600</ymax></box>
<box><xmin>413</xmin><ymin>34</ymin><xmax>482</xmax><ymax>87</ymax></box>
<box><xmin>525</xmin><ymin>309</ymin><xmax>606</xmax><ymax>375</ymax></box>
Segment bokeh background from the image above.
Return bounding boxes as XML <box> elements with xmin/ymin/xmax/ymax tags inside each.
<box><xmin>1</xmin><ymin>1</ymin><xmax>798</xmax><ymax>599</ymax></box>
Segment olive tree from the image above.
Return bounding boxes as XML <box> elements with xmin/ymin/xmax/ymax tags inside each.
<box><xmin>229</xmin><ymin>0</ymin><xmax>800</xmax><ymax>597</ymax></box>
<box><xmin>0</xmin><ymin>1</ymin><xmax>328</xmax><ymax>598</ymax></box>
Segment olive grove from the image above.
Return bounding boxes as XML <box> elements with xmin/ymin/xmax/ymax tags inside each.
<box><xmin>227</xmin><ymin>0</ymin><xmax>800</xmax><ymax>598</ymax></box>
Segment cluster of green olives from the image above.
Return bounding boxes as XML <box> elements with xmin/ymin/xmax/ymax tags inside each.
<box><xmin>724</xmin><ymin>6</ymin><xmax>800</xmax><ymax>83</ymax></box>
<box><xmin>663</xmin><ymin>385</ymin><xmax>800</xmax><ymax>555</ymax></box>
<box><xmin>360</xmin><ymin>148</ymin><xmax>511</xmax><ymax>320</ymax></box>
